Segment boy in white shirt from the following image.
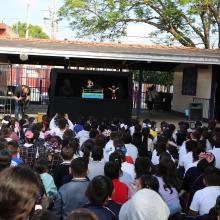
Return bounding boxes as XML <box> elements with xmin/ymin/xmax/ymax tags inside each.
<box><xmin>190</xmin><ymin>167</ymin><xmax>220</xmax><ymax>216</ymax></box>
<box><xmin>179</xmin><ymin>140</ymin><xmax>198</xmax><ymax>171</ymax></box>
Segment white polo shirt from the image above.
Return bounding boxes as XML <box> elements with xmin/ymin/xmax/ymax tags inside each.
<box><xmin>185</xmin><ymin>161</ymin><xmax>198</xmax><ymax>173</ymax></box>
<box><xmin>190</xmin><ymin>186</ymin><xmax>220</xmax><ymax>215</ymax></box>
<box><xmin>179</xmin><ymin>151</ymin><xmax>193</xmax><ymax>170</ymax></box>
<box><xmin>125</xmin><ymin>143</ymin><xmax>138</xmax><ymax>161</ymax></box>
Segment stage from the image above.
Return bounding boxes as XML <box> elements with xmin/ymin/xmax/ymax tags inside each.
<box><xmin>48</xmin><ymin>69</ymin><xmax>133</xmax><ymax>122</ymax></box>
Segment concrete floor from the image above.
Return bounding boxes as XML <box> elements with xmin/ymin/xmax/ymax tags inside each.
<box><xmin>133</xmin><ymin>109</ymin><xmax>186</xmax><ymax>126</ymax></box>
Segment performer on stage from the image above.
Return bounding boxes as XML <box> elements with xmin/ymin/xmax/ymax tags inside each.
<box><xmin>108</xmin><ymin>85</ymin><xmax>119</xmax><ymax>100</ymax></box>
<box><xmin>14</xmin><ymin>85</ymin><xmax>30</xmax><ymax>119</ymax></box>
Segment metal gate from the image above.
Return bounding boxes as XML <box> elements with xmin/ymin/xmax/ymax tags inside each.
<box><xmin>0</xmin><ymin>64</ymin><xmax>13</xmax><ymax>115</ymax></box>
<box><xmin>12</xmin><ymin>65</ymin><xmax>51</xmax><ymax>105</ymax></box>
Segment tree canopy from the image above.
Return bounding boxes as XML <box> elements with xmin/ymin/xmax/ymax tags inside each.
<box><xmin>12</xmin><ymin>22</ymin><xmax>49</xmax><ymax>39</ymax></box>
<box><xmin>134</xmin><ymin>71</ymin><xmax>174</xmax><ymax>85</ymax></box>
<box><xmin>59</xmin><ymin>0</ymin><xmax>220</xmax><ymax>48</ymax></box>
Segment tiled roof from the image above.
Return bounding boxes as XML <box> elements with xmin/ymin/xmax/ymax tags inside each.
<box><xmin>0</xmin><ymin>36</ymin><xmax>219</xmax><ymax>53</ymax></box>
<box><xmin>0</xmin><ymin>37</ymin><xmax>219</xmax><ymax>66</ymax></box>
<box><xmin>0</xmin><ymin>24</ymin><xmax>17</xmax><ymax>38</ymax></box>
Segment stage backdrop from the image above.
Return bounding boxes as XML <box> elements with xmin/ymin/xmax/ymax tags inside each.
<box><xmin>48</xmin><ymin>69</ymin><xmax>133</xmax><ymax>122</ymax></box>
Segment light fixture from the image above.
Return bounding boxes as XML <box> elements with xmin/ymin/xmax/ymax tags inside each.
<box><xmin>19</xmin><ymin>53</ymin><xmax>28</xmax><ymax>61</ymax></box>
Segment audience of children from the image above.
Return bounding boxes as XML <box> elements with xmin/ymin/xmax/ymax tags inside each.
<box><xmin>0</xmin><ymin>114</ymin><xmax>220</xmax><ymax>220</ymax></box>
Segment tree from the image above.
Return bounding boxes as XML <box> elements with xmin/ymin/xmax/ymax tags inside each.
<box><xmin>12</xmin><ymin>22</ymin><xmax>49</xmax><ymax>39</ymax></box>
<box><xmin>134</xmin><ymin>71</ymin><xmax>174</xmax><ymax>85</ymax></box>
<box><xmin>59</xmin><ymin>0</ymin><xmax>220</xmax><ymax>48</ymax></box>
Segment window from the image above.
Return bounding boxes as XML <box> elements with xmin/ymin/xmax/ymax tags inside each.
<box><xmin>182</xmin><ymin>67</ymin><xmax>197</xmax><ymax>96</ymax></box>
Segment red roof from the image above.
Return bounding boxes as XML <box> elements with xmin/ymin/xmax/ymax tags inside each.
<box><xmin>0</xmin><ymin>23</ymin><xmax>17</xmax><ymax>38</ymax></box>
<box><xmin>0</xmin><ymin>35</ymin><xmax>219</xmax><ymax>53</ymax></box>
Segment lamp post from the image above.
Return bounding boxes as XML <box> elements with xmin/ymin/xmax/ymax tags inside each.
<box><xmin>25</xmin><ymin>0</ymin><xmax>31</xmax><ymax>38</ymax></box>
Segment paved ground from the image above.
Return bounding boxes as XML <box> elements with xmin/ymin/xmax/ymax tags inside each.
<box><xmin>132</xmin><ymin>109</ymin><xmax>186</xmax><ymax>125</ymax></box>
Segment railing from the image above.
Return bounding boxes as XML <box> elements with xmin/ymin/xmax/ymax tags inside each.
<box><xmin>133</xmin><ymin>82</ymin><xmax>173</xmax><ymax>110</ymax></box>
<box><xmin>12</xmin><ymin>66</ymin><xmax>51</xmax><ymax>105</ymax></box>
<box><xmin>193</xmin><ymin>97</ymin><xmax>212</xmax><ymax>119</ymax></box>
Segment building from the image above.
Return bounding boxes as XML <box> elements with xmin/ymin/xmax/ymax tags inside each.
<box><xmin>0</xmin><ymin>23</ymin><xmax>17</xmax><ymax>38</ymax></box>
<box><xmin>0</xmin><ymin>37</ymin><xmax>219</xmax><ymax>120</ymax></box>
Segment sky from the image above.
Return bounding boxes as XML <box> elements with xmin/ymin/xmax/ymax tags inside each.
<box><xmin>0</xmin><ymin>0</ymin><xmax>154</xmax><ymax>44</ymax></box>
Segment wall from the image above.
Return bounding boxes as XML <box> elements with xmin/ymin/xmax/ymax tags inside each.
<box><xmin>172</xmin><ymin>65</ymin><xmax>212</xmax><ymax>118</ymax></box>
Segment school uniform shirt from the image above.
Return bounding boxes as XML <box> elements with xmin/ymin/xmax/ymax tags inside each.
<box><xmin>104</xmin><ymin>140</ymin><xmax>115</xmax><ymax>162</ymax></box>
<box><xmin>179</xmin><ymin>151</ymin><xmax>193</xmax><ymax>171</ymax></box>
<box><xmin>205</xmin><ymin>139</ymin><xmax>212</xmax><ymax>151</ymax></box>
<box><xmin>179</xmin><ymin>142</ymin><xmax>187</xmax><ymax>158</ymax></box>
<box><xmin>190</xmin><ymin>186</ymin><xmax>220</xmax><ymax>215</ymax></box>
<box><xmin>19</xmin><ymin>143</ymin><xmax>36</xmax><ymax>167</ymax></box>
<box><xmin>120</xmin><ymin>171</ymin><xmax>133</xmax><ymax>188</ymax></box>
<box><xmin>53</xmin><ymin>178</ymin><xmax>90</xmax><ymax>220</ymax></box>
<box><xmin>156</xmin><ymin>176</ymin><xmax>181</xmax><ymax>215</ymax></box>
<box><xmin>76</xmin><ymin>130</ymin><xmax>90</xmax><ymax>147</ymax></box>
<box><xmin>121</xmin><ymin>162</ymin><xmax>136</xmax><ymax>180</ymax></box>
<box><xmin>88</xmin><ymin>160</ymin><xmax>105</xmax><ymax>180</ymax></box>
<box><xmin>129</xmin><ymin>126</ymin><xmax>135</xmax><ymax>136</ymax></box>
<box><xmin>185</xmin><ymin>161</ymin><xmax>199</xmax><ymax>173</ymax></box>
<box><xmin>151</xmin><ymin>149</ymin><xmax>175</xmax><ymax>165</ymax></box>
<box><xmin>125</xmin><ymin>143</ymin><xmax>138</xmax><ymax>161</ymax></box>
<box><xmin>51</xmin><ymin>128</ymin><xmax>66</xmax><ymax>139</ymax></box>
<box><xmin>49</xmin><ymin>117</ymin><xmax>74</xmax><ymax>131</ymax></box>
<box><xmin>209</xmin><ymin>147</ymin><xmax>220</xmax><ymax>169</ymax></box>
<box><xmin>111</xmin><ymin>179</ymin><xmax>129</xmax><ymax>204</ymax></box>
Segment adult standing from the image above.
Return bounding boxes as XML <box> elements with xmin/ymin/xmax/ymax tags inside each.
<box><xmin>14</xmin><ymin>85</ymin><xmax>30</xmax><ymax>119</ymax></box>
<box><xmin>133</xmin><ymin>86</ymin><xmax>138</xmax><ymax>108</ymax></box>
<box><xmin>146</xmin><ymin>85</ymin><xmax>157</xmax><ymax>112</ymax></box>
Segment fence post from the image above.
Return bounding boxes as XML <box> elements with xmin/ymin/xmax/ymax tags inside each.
<box><xmin>16</xmin><ymin>66</ymin><xmax>19</xmax><ymax>86</ymax></box>
<box><xmin>137</xmin><ymin>69</ymin><xmax>143</xmax><ymax>118</ymax></box>
<box><xmin>39</xmin><ymin>79</ymin><xmax>42</xmax><ymax>104</ymax></box>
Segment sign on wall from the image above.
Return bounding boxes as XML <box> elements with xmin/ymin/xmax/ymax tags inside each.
<box><xmin>182</xmin><ymin>67</ymin><xmax>197</xmax><ymax>96</ymax></box>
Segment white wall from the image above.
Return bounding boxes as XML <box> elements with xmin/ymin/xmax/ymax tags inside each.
<box><xmin>172</xmin><ymin>65</ymin><xmax>212</xmax><ymax>118</ymax></box>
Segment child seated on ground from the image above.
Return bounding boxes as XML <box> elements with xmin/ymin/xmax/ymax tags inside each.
<box><xmin>84</xmin><ymin>175</ymin><xmax>119</xmax><ymax>220</ymax></box>
<box><xmin>135</xmin><ymin>174</ymin><xmax>159</xmax><ymax>193</ymax></box>
<box><xmin>6</xmin><ymin>140</ymin><xmax>23</xmax><ymax>166</ymax></box>
<box><xmin>19</xmin><ymin>130</ymin><xmax>36</xmax><ymax>168</ymax></box>
<box><xmin>53</xmin><ymin>145</ymin><xmax>74</xmax><ymax>189</ymax></box>
<box><xmin>189</xmin><ymin>167</ymin><xmax>220</xmax><ymax>216</ymax></box>
<box><xmin>104</xmin><ymin>161</ymin><xmax>129</xmax><ymax>204</ymax></box>
<box><xmin>34</xmin><ymin>159</ymin><xmax>58</xmax><ymax>201</ymax></box>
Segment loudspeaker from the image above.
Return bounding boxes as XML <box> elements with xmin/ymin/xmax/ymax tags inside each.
<box><xmin>189</xmin><ymin>103</ymin><xmax>203</xmax><ymax>121</ymax></box>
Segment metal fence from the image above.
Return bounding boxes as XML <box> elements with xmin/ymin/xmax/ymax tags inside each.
<box><xmin>0</xmin><ymin>64</ymin><xmax>12</xmax><ymax>114</ymax></box>
<box><xmin>0</xmin><ymin>65</ymin><xmax>51</xmax><ymax>115</ymax></box>
<box><xmin>11</xmin><ymin>66</ymin><xmax>51</xmax><ymax>105</ymax></box>
<box><xmin>133</xmin><ymin>82</ymin><xmax>173</xmax><ymax>110</ymax></box>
